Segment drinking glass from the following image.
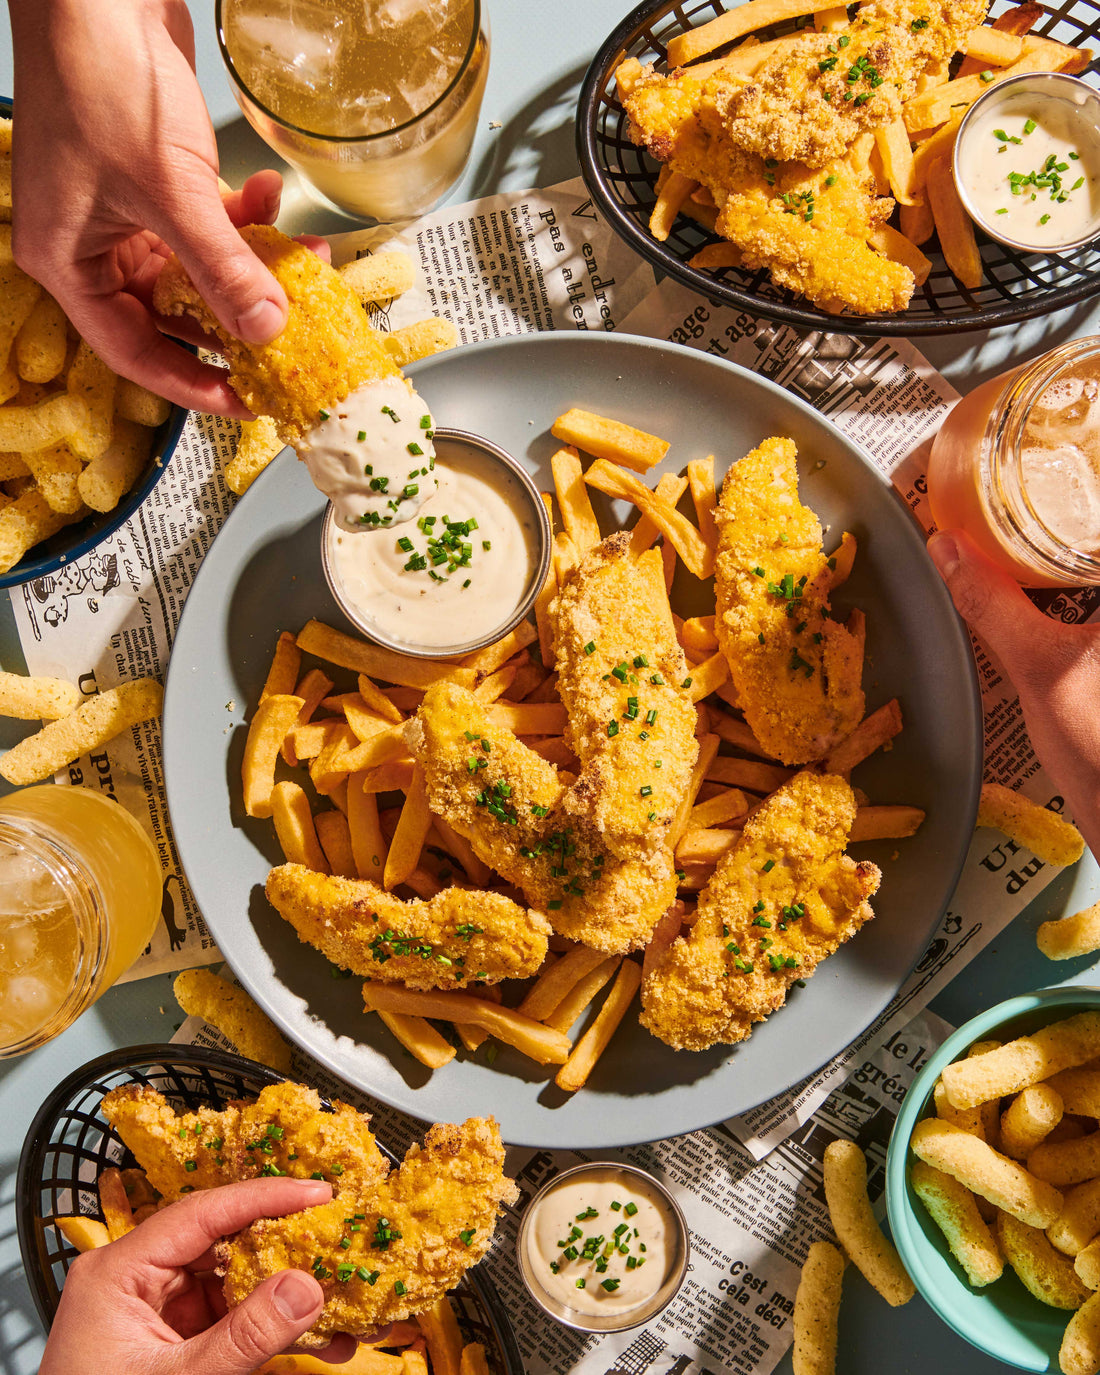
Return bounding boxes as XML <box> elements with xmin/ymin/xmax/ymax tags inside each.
<box><xmin>217</xmin><ymin>0</ymin><xmax>490</xmax><ymax>222</ymax></box>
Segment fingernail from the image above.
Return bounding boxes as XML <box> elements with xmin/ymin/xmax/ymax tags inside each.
<box><xmin>927</xmin><ymin>530</ymin><xmax>959</xmax><ymax>580</ymax></box>
<box><xmin>235</xmin><ymin>298</ymin><xmax>285</xmax><ymax>344</ymax></box>
<box><xmin>273</xmin><ymin>1270</ymin><xmax>320</xmax><ymax>1321</ymax></box>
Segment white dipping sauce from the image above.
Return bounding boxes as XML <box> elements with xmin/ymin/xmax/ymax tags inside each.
<box><xmin>957</xmin><ymin>92</ymin><xmax>1100</xmax><ymax>247</ymax></box>
<box><xmin>327</xmin><ymin>437</ymin><xmax>540</xmax><ymax>650</ymax></box>
<box><xmin>298</xmin><ymin>374</ymin><xmax>438</xmax><ymax>532</ymax></box>
<box><xmin>524</xmin><ymin>1168</ymin><xmax>676</xmax><ymax>1318</ymax></box>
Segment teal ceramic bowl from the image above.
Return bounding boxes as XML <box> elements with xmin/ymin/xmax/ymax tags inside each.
<box><xmin>887</xmin><ymin>985</ymin><xmax>1100</xmax><ymax>1372</ymax></box>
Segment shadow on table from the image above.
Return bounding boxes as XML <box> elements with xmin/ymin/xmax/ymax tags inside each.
<box><xmin>0</xmin><ymin>1152</ymin><xmax>47</xmax><ymax>1375</ymax></box>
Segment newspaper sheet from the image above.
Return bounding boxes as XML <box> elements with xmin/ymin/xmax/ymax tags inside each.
<box><xmin>172</xmin><ymin>997</ymin><xmax>954</xmax><ymax>1375</ymax></box>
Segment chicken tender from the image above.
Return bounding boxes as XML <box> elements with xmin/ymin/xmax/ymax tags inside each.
<box><xmin>152</xmin><ymin>224</ymin><xmax>399</xmax><ymax>442</ymax></box>
<box><xmin>641</xmin><ymin>772</ymin><xmax>880</xmax><ymax>1050</ymax></box>
<box><xmin>553</xmin><ymin>534</ymin><xmax>698</xmax><ymax>860</ymax></box>
<box><xmin>714</xmin><ymin>437</ymin><xmax>865</xmax><ymax>764</ymax></box>
<box><xmin>102</xmin><ymin>1081</ymin><xmax>387</xmax><ymax>1202</ymax></box>
<box><xmin>265</xmin><ymin>861</ymin><xmax>550</xmax><ymax>989</ymax></box>
<box><xmin>407</xmin><ymin>680</ymin><xmax>677</xmax><ymax>952</ymax></box>
<box><xmin>220</xmin><ymin>1117</ymin><xmax>518</xmax><ymax>1345</ymax></box>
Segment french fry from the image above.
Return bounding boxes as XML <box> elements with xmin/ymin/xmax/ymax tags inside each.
<box><xmin>555</xmin><ymin>958</ymin><xmax>642</xmax><ymax>1092</ymax></box>
<box><xmin>315</xmin><ymin>809</ymin><xmax>357</xmax><ymax>878</ymax></box>
<box><xmin>997</xmin><ymin>1211</ymin><xmax>1092</xmax><ymax>1309</ymax></box>
<box><xmin>545</xmin><ymin>955</ymin><xmax>621</xmax><ymax>1034</ymax></box>
<box><xmin>375</xmin><ymin>1009</ymin><xmax>456</xmax><ymax>1069</ymax></box>
<box><xmin>551</xmin><ymin>445</ymin><xmax>602</xmax><ymax>554</ymax></box>
<box><xmin>343</xmin><ymin>698</ymin><xmax>394</xmax><ymax>743</ymax></box>
<box><xmin>0</xmin><ymin>677</ymin><xmax>163</xmax><ymax>787</ymax></box>
<box><xmin>905</xmin><ymin>46</ymin><xmax>1075</xmax><ymax>134</ymax></box>
<box><xmin>348</xmin><ymin>775</ymin><xmax>389</xmax><ymax>878</ymax></box>
<box><xmin>823</xmin><ymin>1138</ymin><xmax>913</xmax><ymax>1305</ymax></box>
<box><xmin>459</xmin><ymin>1343</ymin><xmax>491</xmax><ymax>1375</ymax></box>
<box><xmin>535</xmin><ymin>506</ymin><xmax>557</xmax><ymax>666</ymax></box>
<box><xmin>362</xmin><ymin>984</ymin><xmax>571</xmax><ymax>1064</ymax></box>
<box><xmin>942</xmin><ymin>1012</ymin><xmax>1100</xmax><ymax>1109</ymax></box>
<box><xmin>848</xmin><ymin>805</ymin><xmax>926</xmax><ymax>842</ymax></box>
<box><xmin>667</xmin><ymin>0</ymin><xmax>843</xmax><ymax>65</ymax></box>
<box><xmin>585</xmin><ymin>460</ymin><xmax>713</xmax><ymax>578</ymax></box>
<box><xmin>383</xmin><ymin>765</ymin><xmax>431</xmax><ymax>890</ymax></box>
<box><xmin>690</xmin><ymin>787</ymin><xmax>752</xmax><ymax>828</ymax></box>
<box><xmin>461</xmin><ymin>621</ymin><xmax>538</xmax><ymax>675</ymax></box>
<box><xmin>517</xmin><ymin>946</ymin><xmax>610</xmax><ymax>1021</ymax></box>
<box><xmin>927</xmin><ymin>157</ymin><xmax>982</xmax><ymax>291</ymax></box>
<box><xmin>261</xmin><ymin>631</ymin><xmax>302</xmax><ymax>702</ymax></box>
<box><xmin>792</xmin><ymin>1240</ymin><xmax>846</xmax><ymax>1375</ymax></box>
<box><xmin>615</xmin><ymin>56</ymin><xmax>646</xmax><ymax>101</ymax></box>
<box><xmin>910</xmin><ymin>1119</ymin><xmax>1063</xmax><ymax>1226</ymax></box>
<box><xmin>1049</xmin><ymin>1178</ymin><xmax>1100</xmax><ymax>1257</ymax></box>
<box><xmin>258</xmin><ymin>1351</ymin><xmax>404</xmax><ymax>1375</ymax></box>
<box><xmin>707</xmin><ymin>755</ymin><xmax>790</xmax><ymax>793</ymax></box>
<box><xmin>432</xmin><ymin>816</ymin><xmax>491</xmax><ymax>886</ymax></box>
<box><xmin>687</xmin><ymin>456</ymin><xmax>718</xmax><ymax>556</ymax></box>
<box><xmin>356</xmin><ymin>674</ymin><xmax>404</xmax><ymax>724</ymax></box>
<box><xmin>98</xmin><ymin>1167</ymin><xmax>135</xmax><ymax>1241</ymax></box>
<box><xmin>874</xmin><ymin>121</ymin><xmax>918</xmax><ymax>206</ymax></box>
<box><xmin>337</xmin><ymin>250</ymin><xmax>417</xmax><ymax>303</ymax></box>
<box><xmin>963</xmin><ymin>26</ymin><xmax>1026</xmax><ymax>64</ymax></box>
<box><xmin>629</xmin><ymin>473</ymin><xmax>688</xmax><ymax>555</ymax></box>
<box><xmin>823</xmin><ymin>701</ymin><xmax>903</xmax><ymax>774</ymax></box>
<box><xmin>487</xmin><ymin>701</ymin><xmax>567</xmax><ymax>734</ymax></box>
<box><xmin>978</xmin><ymin>782</ymin><xmax>1085</xmax><ymax>866</ymax></box>
<box><xmin>361</xmin><ymin>758</ymin><xmax>417</xmax><ymax>794</ymax></box>
<box><xmin>900</xmin><ymin>199</ymin><xmax>935</xmax><ymax>248</ymax></box>
<box><xmin>472</xmin><ymin>665</ymin><xmax>517</xmax><ymax>704</ymax></box>
<box><xmin>174</xmin><ymin>968</ymin><xmax>293</xmax><ymax>1074</ymax></box>
<box><xmin>650</xmin><ymin>171</ymin><xmax>697</xmax><ymax>242</ymax></box>
<box><xmin>0</xmin><ymin>670</ymin><xmax>81</xmax><ymax>720</ymax></box>
<box><xmin>1038</xmin><ymin>902</ymin><xmax>1100</xmax><ymax>962</ymax></box>
<box><xmin>685</xmin><ymin>651</ymin><xmax>730</xmax><ymax>703</ymax></box>
<box><xmin>867</xmin><ymin>226</ymin><xmax>932</xmax><ymax>287</ymax></box>
<box><xmin>54</xmin><ymin>1215</ymin><xmax>112</xmax><ymax>1254</ymax></box>
<box><xmin>689</xmin><ymin>242</ymin><xmax>743</xmax><ymax>270</ymax></box>
<box><xmin>381</xmin><ymin>318</ymin><xmax>460</xmax><ymax>368</ymax></box>
<box><xmin>911</xmin><ymin>1161</ymin><xmax>1003</xmax><ymax>1287</ymax></box>
<box><xmin>241</xmin><ymin>693</ymin><xmax>304</xmax><ymax>818</ymax></box>
<box><xmin>673</xmin><ymin>733</ymin><xmax>720</xmax><ymax>843</ymax></box>
<box><xmin>402</xmin><ymin>1350</ymin><xmax>430</xmax><ymax>1375</ymax></box>
<box><xmin>297</xmin><ymin>619</ymin><xmax>475</xmax><ymax>692</ymax></box>
<box><xmin>272</xmin><ymin>781</ymin><xmax>330</xmax><ymax>872</ymax></box>
<box><xmin>1060</xmin><ymin>1291</ymin><xmax>1100</xmax><ymax>1375</ymax></box>
<box><xmin>418</xmin><ymin>1297</ymin><xmax>464</xmax><ymax>1375</ymax></box>
<box><xmin>332</xmin><ymin>723</ymin><xmax>410</xmax><ymax>775</ymax></box>
<box><xmin>553</xmin><ymin>531</ymin><xmax>578</xmax><ymax>583</ymax></box>
<box><xmin>552</xmin><ymin>409</ymin><xmax>669</xmax><ymax>474</ymax></box>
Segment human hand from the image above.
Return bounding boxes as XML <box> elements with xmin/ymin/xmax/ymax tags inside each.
<box><xmin>40</xmin><ymin>1177</ymin><xmax>356</xmax><ymax>1374</ymax></box>
<box><xmin>928</xmin><ymin>529</ymin><xmax>1100</xmax><ymax>860</ymax></box>
<box><xmin>10</xmin><ymin>0</ymin><xmax>296</xmax><ymax>418</ymax></box>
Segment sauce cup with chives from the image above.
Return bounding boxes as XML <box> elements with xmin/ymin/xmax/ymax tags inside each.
<box><xmin>952</xmin><ymin>72</ymin><xmax>1100</xmax><ymax>254</ymax></box>
<box><xmin>321</xmin><ymin>427</ymin><xmax>551</xmax><ymax>659</ymax></box>
<box><xmin>517</xmin><ymin>1162</ymin><xmax>690</xmax><ymax>1334</ymax></box>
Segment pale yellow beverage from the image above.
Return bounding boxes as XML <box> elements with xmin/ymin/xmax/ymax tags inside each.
<box><xmin>219</xmin><ymin>0</ymin><xmax>490</xmax><ymax>220</ymax></box>
<box><xmin>0</xmin><ymin>786</ymin><xmax>161</xmax><ymax>1056</ymax></box>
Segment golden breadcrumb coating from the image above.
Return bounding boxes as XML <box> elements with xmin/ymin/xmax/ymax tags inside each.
<box><xmin>714</xmin><ymin>437</ymin><xmax>865</xmax><ymax>765</ymax></box>
<box><xmin>219</xmin><ymin>1117</ymin><xmax>518</xmax><ymax>1345</ymax></box>
<box><xmin>152</xmin><ymin>224</ymin><xmax>398</xmax><ymax>441</ymax></box>
<box><xmin>264</xmin><ymin>862</ymin><xmax>550</xmax><ymax>989</ymax></box>
<box><xmin>640</xmin><ymin>772</ymin><xmax>880</xmax><ymax>1050</ymax></box>
<box><xmin>101</xmin><ymin>1081</ymin><xmax>387</xmax><ymax>1202</ymax></box>
<box><xmin>553</xmin><ymin>534</ymin><xmax>698</xmax><ymax>861</ymax></box>
<box><xmin>407</xmin><ymin>681</ymin><xmax>677</xmax><ymax>952</ymax></box>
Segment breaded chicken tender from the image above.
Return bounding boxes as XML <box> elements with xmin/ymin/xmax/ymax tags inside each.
<box><xmin>152</xmin><ymin>224</ymin><xmax>398</xmax><ymax>441</ymax></box>
<box><xmin>641</xmin><ymin>772</ymin><xmax>880</xmax><ymax>1050</ymax></box>
<box><xmin>265</xmin><ymin>862</ymin><xmax>550</xmax><ymax>988</ymax></box>
<box><xmin>623</xmin><ymin>68</ymin><xmax>914</xmax><ymax>314</ymax></box>
<box><xmin>220</xmin><ymin>1117</ymin><xmax>518</xmax><ymax>1345</ymax></box>
<box><xmin>553</xmin><ymin>534</ymin><xmax>698</xmax><ymax>860</ymax></box>
<box><xmin>407</xmin><ymin>681</ymin><xmax>677</xmax><ymax>952</ymax></box>
<box><xmin>714</xmin><ymin>437</ymin><xmax>864</xmax><ymax>764</ymax></box>
<box><xmin>102</xmin><ymin>1082</ymin><xmax>387</xmax><ymax>1202</ymax></box>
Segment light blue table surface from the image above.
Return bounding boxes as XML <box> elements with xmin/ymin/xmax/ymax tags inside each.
<box><xmin>1</xmin><ymin>4</ymin><xmax>1099</xmax><ymax>1373</ymax></box>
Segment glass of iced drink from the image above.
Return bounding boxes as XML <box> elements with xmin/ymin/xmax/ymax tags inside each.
<box><xmin>217</xmin><ymin>0</ymin><xmax>490</xmax><ymax>222</ymax></box>
<box><xmin>927</xmin><ymin>337</ymin><xmax>1100</xmax><ymax>586</ymax></box>
<box><xmin>0</xmin><ymin>787</ymin><xmax>161</xmax><ymax>1058</ymax></box>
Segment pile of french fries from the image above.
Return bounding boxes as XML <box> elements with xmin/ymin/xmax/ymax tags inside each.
<box><xmin>0</xmin><ymin>116</ymin><xmax>176</xmax><ymax>571</ymax></box>
<box><xmin>899</xmin><ymin>1010</ymin><xmax>1100</xmax><ymax>1374</ymax></box>
<box><xmin>55</xmin><ymin>1168</ymin><xmax>490</xmax><ymax>1375</ymax></box>
<box><xmin>226</xmin><ymin>251</ymin><xmax>459</xmax><ymax>496</ymax></box>
<box><xmin>619</xmin><ymin>0</ymin><xmax>1092</xmax><ymax>300</ymax></box>
<box><xmin>240</xmin><ymin>402</ymin><xmax>927</xmax><ymax>1093</ymax></box>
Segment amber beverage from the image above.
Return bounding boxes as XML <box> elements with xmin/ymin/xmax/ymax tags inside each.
<box><xmin>0</xmin><ymin>786</ymin><xmax>160</xmax><ymax>1057</ymax></box>
<box><xmin>927</xmin><ymin>337</ymin><xmax>1100</xmax><ymax>586</ymax></box>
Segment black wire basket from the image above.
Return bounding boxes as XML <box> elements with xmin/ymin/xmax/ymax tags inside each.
<box><xmin>16</xmin><ymin>1044</ymin><xmax>524</xmax><ymax>1375</ymax></box>
<box><xmin>576</xmin><ymin>0</ymin><xmax>1100</xmax><ymax>334</ymax></box>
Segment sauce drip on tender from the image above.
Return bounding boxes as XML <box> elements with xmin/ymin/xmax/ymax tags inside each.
<box><xmin>326</xmin><ymin>437</ymin><xmax>540</xmax><ymax>651</ymax></box>
<box><xmin>298</xmin><ymin>375</ymin><xmax>438</xmax><ymax>533</ymax></box>
<box><xmin>524</xmin><ymin>1168</ymin><xmax>676</xmax><ymax>1318</ymax></box>
<box><xmin>958</xmin><ymin>92</ymin><xmax>1100</xmax><ymax>248</ymax></box>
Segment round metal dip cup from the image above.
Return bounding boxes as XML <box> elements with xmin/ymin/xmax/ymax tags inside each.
<box><xmin>953</xmin><ymin>72</ymin><xmax>1100</xmax><ymax>253</ymax></box>
<box><xmin>321</xmin><ymin>427</ymin><xmax>551</xmax><ymax>659</ymax></box>
<box><xmin>516</xmin><ymin>1162</ymin><xmax>690</xmax><ymax>1335</ymax></box>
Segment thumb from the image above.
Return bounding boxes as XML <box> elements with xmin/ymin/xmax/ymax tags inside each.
<box><xmin>155</xmin><ymin>172</ymin><xmax>288</xmax><ymax>345</ymax></box>
<box><xmin>176</xmin><ymin>1269</ymin><xmax>323</xmax><ymax>1374</ymax></box>
<box><xmin>927</xmin><ymin>529</ymin><xmax>1052</xmax><ymax>671</ymax></box>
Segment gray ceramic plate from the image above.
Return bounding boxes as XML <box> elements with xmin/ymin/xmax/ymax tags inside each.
<box><xmin>163</xmin><ymin>333</ymin><xmax>981</xmax><ymax>1148</ymax></box>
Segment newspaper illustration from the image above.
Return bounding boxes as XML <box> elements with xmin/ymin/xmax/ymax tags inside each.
<box><xmin>172</xmin><ymin>995</ymin><xmax>953</xmax><ymax>1375</ymax></box>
